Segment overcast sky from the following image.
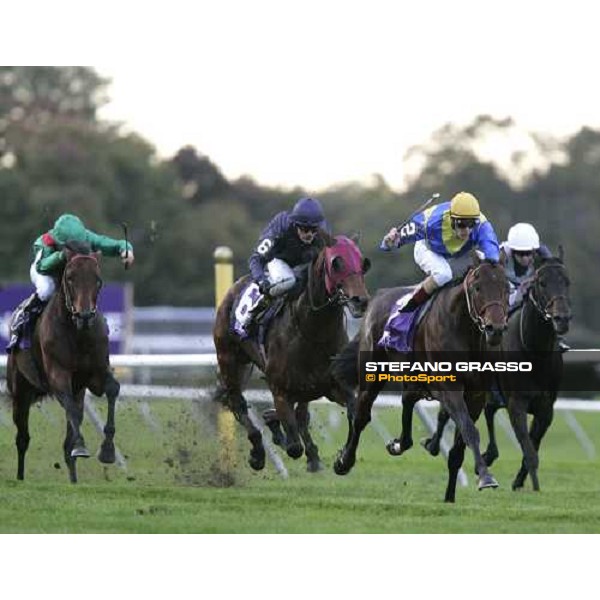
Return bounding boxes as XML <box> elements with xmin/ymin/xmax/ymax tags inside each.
<box><xmin>15</xmin><ymin>1</ymin><xmax>600</xmax><ymax>191</ymax></box>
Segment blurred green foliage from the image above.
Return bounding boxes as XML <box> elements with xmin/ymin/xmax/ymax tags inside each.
<box><xmin>0</xmin><ymin>67</ymin><xmax>597</xmax><ymax>344</ymax></box>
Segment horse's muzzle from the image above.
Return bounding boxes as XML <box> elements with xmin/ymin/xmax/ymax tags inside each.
<box><xmin>73</xmin><ymin>309</ymin><xmax>97</xmax><ymax>330</ymax></box>
<box><xmin>552</xmin><ymin>314</ymin><xmax>571</xmax><ymax>336</ymax></box>
<box><xmin>347</xmin><ymin>296</ymin><xmax>369</xmax><ymax>318</ymax></box>
<box><xmin>484</xmin><ymin>322</ymin><xmax>507</xmax><ymax>347</ymax></box>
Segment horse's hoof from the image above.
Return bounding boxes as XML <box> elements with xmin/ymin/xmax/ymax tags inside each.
<box><xmin>286</xmin><ymin>443</ymin><xmax>303</xmax><ymax>459</ymax></box>
<box><xmin>478</xmin><ymin>473</ymin><xmax>499</xmax><ymax>490</ymax></box>
<box><xmin>333</xmin><ymin>451</ymin><xmax>354</xmax><ymax>475</ymax></box>
<box><xmin>98</xmin><ymin>445</ymin><xmax>116</xmax><ymax>464</ymax></box>
<box><xmin>420</xmin><ymin>437</ymin><xmax>440</xmax><ymax>457</ymax></box>
<box><xmin>511</xmin><ymin>480</ymin><xmax>524</xmax><ymax>491</ymax></box>
<box><xmin>249</xmin><ymin>448</ymin><xmax>266</xmax><ymax>471</ymax></box>
<box><xmin>71</xmin><ymin>446</ymin><xmax>90</xmax><ymax>458</ymax></box>
<box><xmin>386</xmin><ymin>438</ymin><xmax>411</xmax><ymax>456</ymax></box>
<box><xmin>307</xmin><ymin>460</ymin><xmax>324</xmax><ymax>473</ymax></box>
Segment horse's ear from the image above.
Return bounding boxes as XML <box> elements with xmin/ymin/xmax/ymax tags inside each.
<box><xmin>498</xmin><ymin>249</ymin><xmax>507</xmax><ymax>267</ymax></box>
<box><xmin>319</xmin><ymin>228</ymin><xmax>336</xmax><ymax>247</ymax></box>
<box><xmin>94</xmin><ymin>251</ymin><xmax>102</xmax><ymax>262</ymax></box>
<box><xmin>557</xmin><ymin>244</ymin><xmax>564</xmax><ymax>262</ymax></box>
<box><xmin>349</xmin><ymin>231</ymin><xmax>362</xmax><ymax>245</ymax></box>
<box><xmin>64</xmin><ymin>247</ymin><xmax>75</xmax><ymax>262</ymax></box>
<box><xmin>362</xmin><ymin>257</ymin><xmax>371</xmax><ymax>274</ymax></box>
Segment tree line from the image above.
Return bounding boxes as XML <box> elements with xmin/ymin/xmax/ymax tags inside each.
<box><xmin>0</xmin><ymin>67</ymin><xmax>597</xmax><ymax>345</ymax></box>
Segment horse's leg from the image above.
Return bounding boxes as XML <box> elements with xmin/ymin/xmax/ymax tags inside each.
<box><xmin>54</xmin><ymin>388</ymin><xmax>89</xmax><ymax>458</ymax></box>
<box><xmin>217</xmin><ymin>354</ymin><xmax>265</xmax><ymax>470</ymax></box>
<box><xmin>507</xmin><ymin>394</ymin><xmax>538</xmax><ymax>491</ymax></box>
<box><xmin>273</xmin><ymin>391</ymin><xmax>303</xmax><ymax>459</ymax></box>
<box><xmin>482</xmin><ymin>398</ymin><xmax>501</xmax><ymax>467</ymax></box>
<box><xmin>98</xmin><ymin>372</ymin><xmax>120</xmax><ymax>464</ymax></box>
<box><xmin>334</xmin><ymin>380</ymin><xmax>384</xmax><ymax>475</ymax></box>
<box><xmin>524</xmin><ymin>401</ymin><xmax>554</xmax><ymax>492</ymax></box>
<box><xmin>511</xmin><ymin>396</ymin><xmax>554</xmax><ymax>491</ymax></box>
<box><xmin>422</xmin><ymin>405</ymin><xmax>451</xmax><ymax>457</ymax></box>
<box><xmin>444</xmin><ymin>429</ymin><xmax>466</xmax><ymax>503</ymax></box>
<box><xmin>442</xmin><ymin>390</ymin><xmax>497</xmax><ymax>492</ymax></box>
<box><xmin>296</xmin><ymin>403</ymin><xmax>323</xmax><ymax>472</ymax></box>
<box><xmin>63</xmin><ymin>420</ymin><xmax>77</xmax><ymax>483</ymax></box>
<box><xmin>12</xmin><ymin>384</ymin><xmax>33</xmax><ymax>481</ymax></box>
<box><xmin>386</xmin><ymin>388</ymin><xmax>419</xmax><ymax>456</ymax></box>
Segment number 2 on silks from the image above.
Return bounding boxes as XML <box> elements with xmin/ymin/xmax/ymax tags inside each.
<box><xmin>257</xmin><ymin>238</ymin><xmax>273</xmax><ymax>255</ymax></box>
<box><xmin>399</xmin><ymin>222</ymin><xmax>416</xmax><ymax>239</ymax></box>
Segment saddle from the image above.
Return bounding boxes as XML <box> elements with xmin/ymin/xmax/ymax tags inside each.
<box><xmin>6</xmin><ymin>296</ymin><xmax>45</xmax><ymax>353</ymax></box>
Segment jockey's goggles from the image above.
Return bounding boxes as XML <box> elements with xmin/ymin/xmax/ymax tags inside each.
<box><xmin>452</xmin><ymin>217</ymin><xmax>478</xmax><ymax>230</ymax></box>
<box><xmin>513</xmin><ymin>249</ymin><xmax>533</xmax><ymax>257</ymax></box>
<box><xmin>296</xmin><ymin>224</ymin><xmax>318</xmax><ymax>233</ymax></box>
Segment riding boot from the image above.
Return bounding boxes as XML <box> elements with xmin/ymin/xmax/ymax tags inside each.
<box><xmin>7</xmin><ymin>293</ymin><xmax>46</xmax><ymax>352</ymax></box>
<box><xmin>245</xmin><ymin>294</ymin><xmax>271</xmax><ymax>336</ymax></box>
<box><xmin>399</xmin><ymin>286</ymin><xmax>431</xmax><ymax>313</ymax></box>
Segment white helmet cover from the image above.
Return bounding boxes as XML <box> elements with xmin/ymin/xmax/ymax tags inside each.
<box><xmin>506</xmin><ymin>222</ymin><xmax>540</xmax><ymax>251</ymax></box>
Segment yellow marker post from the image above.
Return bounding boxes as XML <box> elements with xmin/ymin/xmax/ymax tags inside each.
<box><xmin>214</xmin><ymin>246</ymin><xmax>236</xmax><ymax>474</ymax></box>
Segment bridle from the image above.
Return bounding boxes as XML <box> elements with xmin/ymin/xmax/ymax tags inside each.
<box><xmin>307</xmin><ymin>255</ymin><xmax>347</xmax><ymax>312</ymax></box>
<box><xmin>519</xmin><ymin>262</ymin><xmax>569</xmax><ymax>349</ymax></box>
<box><xmin>463</xmin><ymin>262</ymin><xmax>508</xmax><ymax>333</ymax></box>
<box><xmin>62</xmin><ymin>254</ymin><xmax>101</xmax><ymax>320</ymax></box>
<box><xmin>527</xmin><ymin>262</ymin><xmax>569</xmax><ymax>322</ymax></box>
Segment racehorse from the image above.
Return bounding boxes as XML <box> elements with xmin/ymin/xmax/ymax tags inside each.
<box><xmin>333</xmin><ymin>253</ymin><xmax>509</xmax><ymax>502</ymax></box>
<box><xmin>213</xmin><ymin>233</ymin><xmax>370</xmax><ymax>472</ymax></box>
<box><xmin>6</xmin><ymin>241</ymin><xmax>121</xmax><ymax>483</ymax></box>
<box><xmin>420</xmin><ymin>249</ymin><xmax>572</xmax><ymax>491</ymax></box>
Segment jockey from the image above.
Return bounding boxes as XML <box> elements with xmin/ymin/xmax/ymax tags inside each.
<box><xmin>8</xmin><ymin>214</ymin><xmax>134</xmax><ymax>349</ymax></box>
<box><xmin>380</xmin><ymin>191</ymin><xmax>500</xmax><ymax>312</ymax></box>
<box><xmin>501</xmin><ymin>222</ymin><xmax>551</xmax><ymax>307</ymax></box>
<box><xmin>242</xmin><ymin>197</ymin><xmax>328</xmax><ymax>333</ymax></box>
<box><xmin>501</xmin><ymin>222</ymin><xmax>569</xmax><ymax>352</ymax></box>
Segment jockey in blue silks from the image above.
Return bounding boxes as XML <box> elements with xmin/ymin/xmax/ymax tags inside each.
<box><xmin>380</xmin><ymin>192</ymin><xmax>500</xmax><ymax>312</ymax></box>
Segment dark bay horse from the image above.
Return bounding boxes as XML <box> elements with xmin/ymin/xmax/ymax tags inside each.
<box><xmin>333</xmin><ymin>254</ymin><xmax>509</xmax><ymax>502</ymax></box>
<box><xmin>6</xmin><ymin>241</ymin><xmax>121</xmax><ymax>483</ymax></box>
<box><xmin>213</xmin><ymin>234</ymin><xmax>370</xmax><ymax>472</ymax></box>
<box><xmin>481</xmin><ymin>250</ymin><xmax>571</xmax><ymax>490</ymax></box>
<box><xmin>401</xmin><ymin>250</ymin><xmax>571</xmax><ymax>492</ymax></box>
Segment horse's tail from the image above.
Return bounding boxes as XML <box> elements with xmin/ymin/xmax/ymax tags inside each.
<box><xmin>331</xmin><ymin>335</ymin><xmax>360</xmax><ymax>387</ymax></box>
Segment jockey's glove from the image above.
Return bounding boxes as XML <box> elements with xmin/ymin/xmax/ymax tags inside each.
<box><xmin>257</xmin><ymin>278</ymin><xmax>271</xmax><ymax>295</ymax></box>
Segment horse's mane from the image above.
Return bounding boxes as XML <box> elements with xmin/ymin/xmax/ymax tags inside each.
<box><xmin>62</xmin><ymin>240</ymin><xmax>93</xmax><ymax>255</ymax></box>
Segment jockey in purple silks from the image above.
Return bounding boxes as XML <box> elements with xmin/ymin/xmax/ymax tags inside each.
<box><xmin>240</xmin><ymin>197</ymin><xmax>329</xmax><ymax>334</ymax></box>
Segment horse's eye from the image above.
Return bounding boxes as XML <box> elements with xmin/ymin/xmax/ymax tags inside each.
<box><xmin>475</xmin><ymin>284</ymin><xmax>481</xmax><ymax>293</ymax></box>
<box><xmin>540</xmin><ymin>281</ymin><xmax>547</xmax><ymax>288</ymax></box>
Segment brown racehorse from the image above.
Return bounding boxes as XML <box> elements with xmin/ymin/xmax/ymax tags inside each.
<box><xmin>213</xmin><ymin>233</ymin><xmax>370</xmax><ymax>472</ymax></box>
<box><xmin>333</xmin><ymin>254</ymin><xmax>509</xmax><ymax>502</ymax></box>
<box><xmin>421</xmin><ymin>249</ymin><xmax>572</xmax><ymax>492</ymax></box>
<box><xmin>6</xmin><ymin>241</ymin><xmax>121</xmax><ymax>483</ymax></box>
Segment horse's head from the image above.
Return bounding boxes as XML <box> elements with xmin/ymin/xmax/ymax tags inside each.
<box><xmin>62</xmin><ymin>241</ymin><xmax>103</xmax><ymax>330</ymax></box>
<box><xmin>529</xmin><ymin>247</ymin><xmax>572</xmax><ymax>335</ymax></box>
<box><xmin>321</xmin><ymin>235</ymin><xmax>370</xmax><ymax>317</ymax></box>
<box><xmin>464</xmin><ymin>252</ymin><xmax>509</xmax><ymax>346</ymax></box>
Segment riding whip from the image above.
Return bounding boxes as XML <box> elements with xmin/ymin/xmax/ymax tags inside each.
<box><xmin>122</xmin><ymin>221</ymin><xmax>130</xmax><ymax>270</ymax></box>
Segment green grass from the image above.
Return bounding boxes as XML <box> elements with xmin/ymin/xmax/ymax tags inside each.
<box><xmin>0</xmin><ymin>397</ymin><xmax>599</xmax><ymax>533</ymax></box>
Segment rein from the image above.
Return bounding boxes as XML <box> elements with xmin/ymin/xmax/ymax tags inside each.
<box><xmin>463</xmin><ymin>263</ymin><xmax>507</xmax><ymax>333</ymax></box>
